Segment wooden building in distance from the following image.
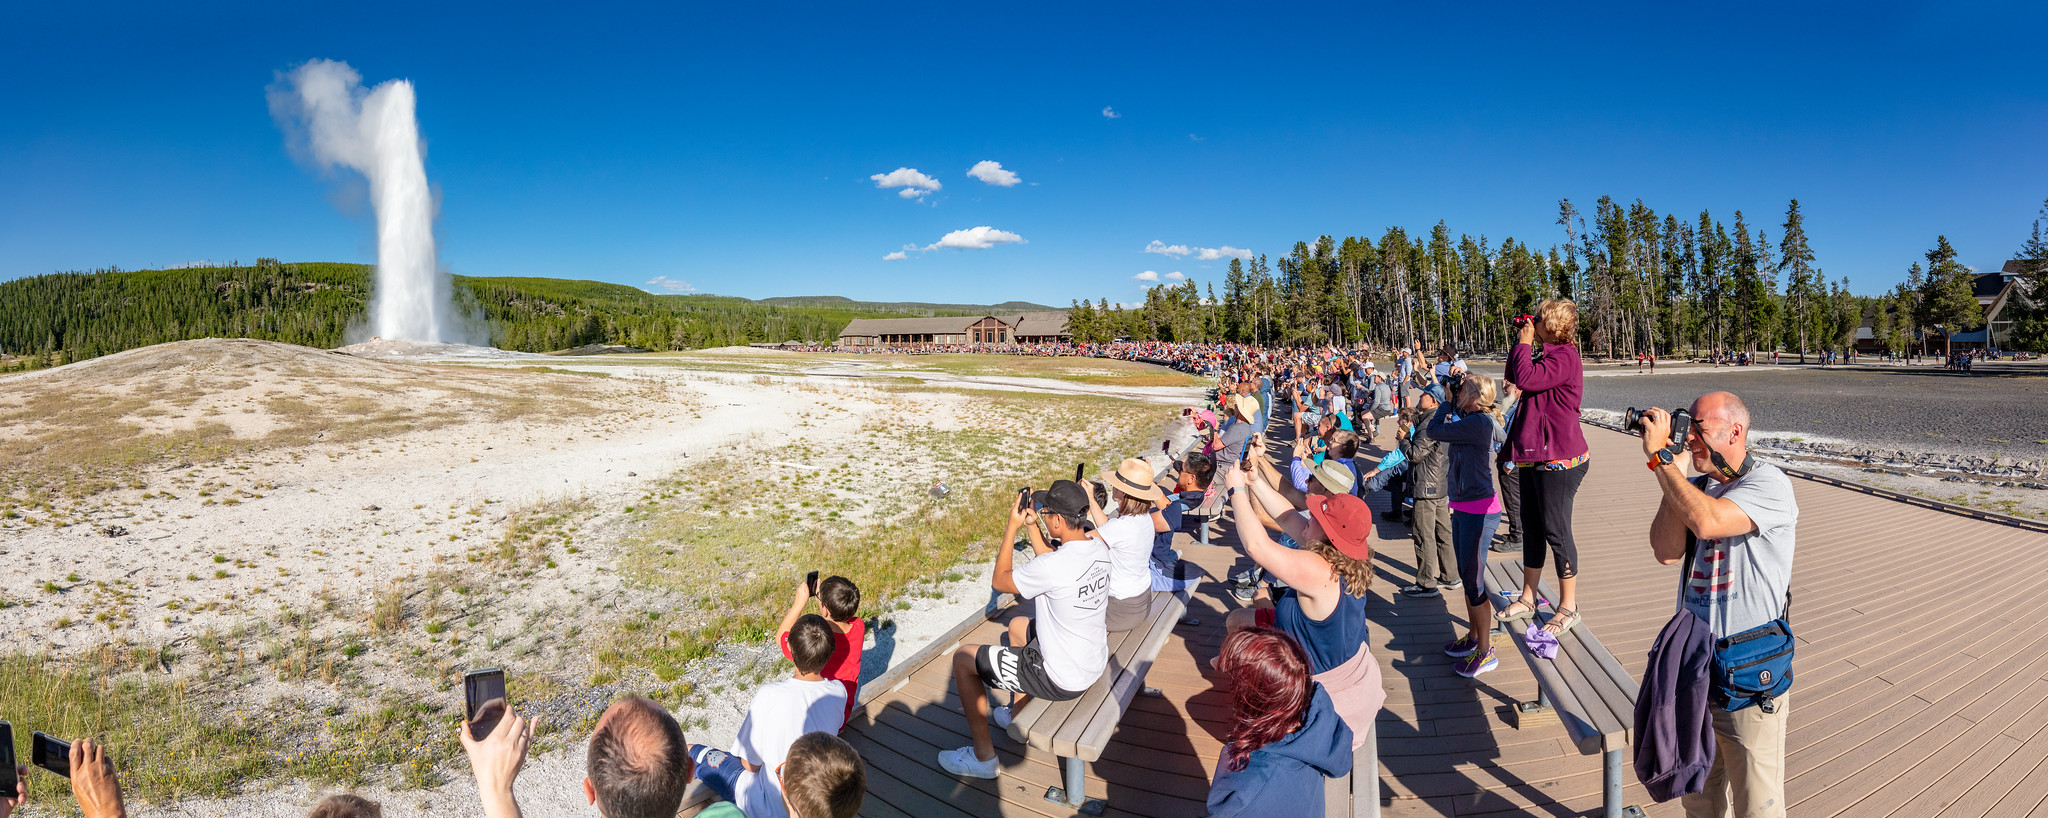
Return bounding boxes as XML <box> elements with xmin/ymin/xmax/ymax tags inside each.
<box><xmin>836</xmin><ymin>312</ymin><xmax>1068</xmax><ymax>348</ymax></box>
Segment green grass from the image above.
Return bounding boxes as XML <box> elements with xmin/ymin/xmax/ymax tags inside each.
<box><xmin>0</xmin><ymin>652</ymin><xmax>272</xmax><ymax>802</ymax></box>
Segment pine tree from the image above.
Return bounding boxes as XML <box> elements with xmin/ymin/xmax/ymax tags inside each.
<box><xmin>1777</xmin><ymin>199</ymin><xmax>1822</xmax><ymax>362</ymax></box>
<box><xmin>1917</xmin><ymin>235</ymin><xmax>1981</xmax><ymax>357</ymax></box>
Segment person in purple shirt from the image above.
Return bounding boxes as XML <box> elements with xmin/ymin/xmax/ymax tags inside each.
<box><xmin>1496</xmin><ymin>299</ymin><xmax>1592</xmax><ymax>636</ymax></box>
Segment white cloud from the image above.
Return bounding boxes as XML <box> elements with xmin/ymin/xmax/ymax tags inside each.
<box><xmin>1143</xmin><ymin>240</ymin><xmax>1191</xmax><ymax>257</ymax></box>
<box><xmin>882</xmin><ymin>251</ymin><xmax>908</xmax><ymax>261</ymax></box>
<box><xmin>644</xmin><ymin>276</ymin><xmax>696</xmax><ymax>293</ymax></box>
<box><xmin>1164</xmin><ymin>271</ymin><xmax>1186</xmax><ymax>281</ymax></box>
<box><xmin>923</xmin><ymin>226</ymin><xmax>1026</xmax><ymax>251</ymax></box>
<box><xmin>1188</xmin><ymin>134</ymin><xmax>1203</xmax><ymax>141</ymax></box>
<box><xmin>870</xmin><ymin>167</ymin><xmax>940</xmax><ymax>199</ymax></box>
<box><xmin>1195</xmin><ymin>245</ymin><xmax>1254</xmax><ymax>261</ymax></box>
<box><xmin>966</xmin><ymin>160</ymin><xmax>1020</xmax><ymax>187</ymax></box>
<box><xmin>1102</xmin><ymin>106</ymin><xmax>1120</xmax><ymax>119</ymax></box>
<box><xmin>1133</xmin><ymin>271</ymin><xmax>1161</xmax><ymax>282</ymax></box>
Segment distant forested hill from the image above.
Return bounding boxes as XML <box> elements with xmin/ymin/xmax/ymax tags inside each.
<box><xmin>0</xmin><ymin>261</ymin><xmax>979</xmax><ymax>369</ymax></box>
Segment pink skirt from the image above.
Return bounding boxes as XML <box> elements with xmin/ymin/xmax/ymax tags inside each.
<box><xmin>1315</xmin><ymin>644</ymin><xmax>1386</xmax><ymax>749</ymax></box>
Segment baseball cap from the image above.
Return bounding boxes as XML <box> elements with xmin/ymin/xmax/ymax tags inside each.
<box><xmin>1306</xmin><ymin>493</ymin><xmax>1372</xmax><ymax>561</ymax></box>
<box><xmin>1032</xmin><ymin>480</ymin><xmax>1090</xmax><ymax>520</ymax></box>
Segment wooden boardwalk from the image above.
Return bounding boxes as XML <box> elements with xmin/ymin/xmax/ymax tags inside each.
<box><xmin>693</xmin><ymin>420</ymin><xmax>2048</xmax><ymax>817</ymax></box>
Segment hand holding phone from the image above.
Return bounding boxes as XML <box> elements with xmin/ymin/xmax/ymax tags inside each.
<box><xmin>464</xmin><ymin>668</ymin><xmax>509</xmax><ymax>742</ymax></box>
<box><xmin>30</xmin><ymin>733</ymin><xmax>67</xmax><ymax>779</ymax></box>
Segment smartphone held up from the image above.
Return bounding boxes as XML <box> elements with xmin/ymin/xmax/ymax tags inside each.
<box><xmin>464</xmin><ymin>668</ymin><xmax>508</xmax><ymax>741</ymax></box>
<box><xmin>31</xmin><ymin>731</ymin><xmax>69</xmax><ymax>779</ymax></box>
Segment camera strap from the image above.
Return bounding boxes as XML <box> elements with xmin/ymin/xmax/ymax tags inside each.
<box><xmin>1708</xmin><ymin>450</ymin><xmax>1754</xmax><ymax>481</ymax></box>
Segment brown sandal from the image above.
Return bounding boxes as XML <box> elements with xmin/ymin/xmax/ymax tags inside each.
<box><xmin>1541</xmin><ymin>608</ymin><xmax>1582</xmax><ymax>636</ymax></box>
<box><xmin>1494</xmin><ymin>597</ymin><xmax>1541</xmax><ymax>623</ymax></box>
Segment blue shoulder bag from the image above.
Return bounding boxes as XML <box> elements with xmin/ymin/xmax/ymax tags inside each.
<box><xmin>1685</xmin><ymin>476</ymin><xmax>1794</xmax><ymax>714</ymax></box>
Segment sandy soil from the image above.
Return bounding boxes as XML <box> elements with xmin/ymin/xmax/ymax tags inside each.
<box><xmin>0</xmin><ymin>339</ymin><xmax>1198</xmax><ymax>817</ymax></box>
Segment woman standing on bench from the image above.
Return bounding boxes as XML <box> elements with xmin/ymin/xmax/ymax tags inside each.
<box><xmin>1220</xmin><ymin>460</ymin><xmax>1383</xmax><ymax>748</ymax></box>
<box><xmin>1498</xmin><ymin>299</ymin><xmax>1590</xmax><ymax>637</ymax></box>
<box><xmin>1206</xmin><ymin>626</ymin><xmax>1354</xmax><ymax>817</ymax></box>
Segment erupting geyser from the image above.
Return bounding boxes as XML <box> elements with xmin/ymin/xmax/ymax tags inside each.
<box><xmin>270</xmin><ymin>59</ymin><xmax>470</xmax><ymax>344</ymax></box>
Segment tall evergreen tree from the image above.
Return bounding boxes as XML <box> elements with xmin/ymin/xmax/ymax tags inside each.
<box><xmin>1916</xmin><ymin>235</ymin><xmax>1982</xmax><ymax>356</ymax></box>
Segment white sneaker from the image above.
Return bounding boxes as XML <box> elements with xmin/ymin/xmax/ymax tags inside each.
<box><xmin>990</xmin><ymin>706</ymin><xmax>1013</xmax><ymax>729</ymax></box>
<box><xmin>938</xmin><ymin>746</ymin><xmax>999</xmax><ymax>779</ymax></box>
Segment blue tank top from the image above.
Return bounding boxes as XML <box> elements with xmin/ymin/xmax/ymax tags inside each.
<box><xmin>1272</xmin><ymin>580</ymin><xmax>1369</xmax><ymax>674</ymax></box>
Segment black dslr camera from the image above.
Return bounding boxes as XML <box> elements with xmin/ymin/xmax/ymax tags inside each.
<box><xmin>1624</xmin><ymin>407</ymin><xmax>1691</xmax><ymax>445</ymax></box>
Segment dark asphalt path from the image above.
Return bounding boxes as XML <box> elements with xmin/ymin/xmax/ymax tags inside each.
<box><xmin>1462</xmin><ymin>363</ymin><xmax>2048</xmax><ymax>460</ymax></box>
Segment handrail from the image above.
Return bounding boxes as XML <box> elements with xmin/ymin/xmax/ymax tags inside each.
<box><xmin>1579</xmin><ymin>418</ymin><xmax>2048</xmax><ymax>535</ymax></box>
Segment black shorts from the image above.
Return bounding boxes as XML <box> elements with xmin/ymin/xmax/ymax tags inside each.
<box><xmin>975</xmin><ymin>623</ymin><xmax>1085</xmax><ymax>702</ymax></box>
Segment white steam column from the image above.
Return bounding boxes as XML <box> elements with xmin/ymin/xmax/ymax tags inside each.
<box><xmin>270</xmin><ymin>59</ymin><xmax>464</xmax><ymax>344</ymax></box>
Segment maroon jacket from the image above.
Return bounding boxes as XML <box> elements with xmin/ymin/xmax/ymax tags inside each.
<box><xmin>1503</xmin><ymin>342</ymin><xmax>1589</xmax><ymax>463</ymax></box>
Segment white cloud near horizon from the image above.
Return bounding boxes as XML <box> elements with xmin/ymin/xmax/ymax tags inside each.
<box><xmin>644</xmin><ymin>276</ymin><xmax>696</xmax><ymax>293</ymax></box>
<box><xmin>1102</xmin><ymin>106</ymin><xmax>1120</xmax><ymax>119</ymax></box>
<box><xmin>882</xmin><ymin>250</ymin><xmax>908</xmax><ymax>261</ymax></box>
<box><xmin>1144</xmin><ymin>240</ymin><xmax>1191</xmax><ymax>257</ymax></box>
<box><xmin>966</xmin><ymin>160</ymin><xmax>1020</xmax><ymax>187</ymax></box>
<box><xmin>924</xmin><ymin>226</ymin><xmax>1026</xmax><ymax>251</ymax></box>
<box><xmin>1134</xmin><ymin>271</ymin><xmax>1160</xmax><ymax>282</ymax></box>
<box><xmin>870</xmin><ymin>167</ymin><xmax>941</xmax><ymax>200</ymax></box>
<box><xmin>1196</xmin><ymin>245</ymin><xmax>1254</xmax><ymax>261</ymax></box>
<box><xmin>1164</xmin><ymin>271</ymin><xmax>1186</xmax><ymax>281</ymax></box>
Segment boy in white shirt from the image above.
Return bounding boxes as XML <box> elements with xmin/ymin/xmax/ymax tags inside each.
<box><xmin>690</xmin><ymin>615</ymin><xmax>848</xmax><ymax>818</ymax></box>
<box><xmin>938</xmin><ymin>480</ymin><xmax>1111</xmax><ymax>779</ymax></box>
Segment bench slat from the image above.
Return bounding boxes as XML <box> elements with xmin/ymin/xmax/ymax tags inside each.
<box><xmin>1049</xmin><ymin>591</ymin><xmax>1179</xmax><ymax>757</ymax></box>
<box><xmin>1004</xmin><ymin>594</ymin><xmax>1161</xmax><ymax>752</ymax></box>
<box><xmin>1483</xmin><ymin>560</ymin><xmax>1635</xmax><ymax>754</ymax></box>
<box><xmin>1068</xmin><ymin>591</ymin><xmax>1189</xmax><ymax>760</ymax></box>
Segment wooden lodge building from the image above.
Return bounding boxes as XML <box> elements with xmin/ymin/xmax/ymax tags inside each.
<box><xmin>835</xmin><ymin>312</ymin><xmax>1069</xmax><ymax>348</ymax></box>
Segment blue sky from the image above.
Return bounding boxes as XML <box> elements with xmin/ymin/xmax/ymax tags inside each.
<box><xmin>3</xmin><ymin>1</ymin><xmax>2044</xmax><ymax>307</ymax></box>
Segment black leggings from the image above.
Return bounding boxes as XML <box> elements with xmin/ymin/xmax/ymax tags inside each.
<box><xmin>1519</xmin><ymin>461</ymin><xmax>1588</xmax><ymax>578</ymax></box>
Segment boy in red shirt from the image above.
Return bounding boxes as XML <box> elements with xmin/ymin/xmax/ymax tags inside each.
<box><xmin>777</xmin><ymin>574</ymin><xmax>865</xmax><ymax>724</ymax></box>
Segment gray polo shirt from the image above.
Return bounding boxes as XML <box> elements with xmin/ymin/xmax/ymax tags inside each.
<box><xmin>1683</xmin><ymin>463</ymin><xmax>1798</xmax><ymax>639</ymax></box>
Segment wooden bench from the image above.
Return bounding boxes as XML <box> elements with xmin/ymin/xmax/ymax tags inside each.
<box><xmin>1482</xmin><ymin>559</ymin><xmax>1645</xmax><ymax>818</ymax></box>
<box><xmin>1004</xmin><ymin>587</ymin><xmax>1189</xmax><ymax>815</ymax></box>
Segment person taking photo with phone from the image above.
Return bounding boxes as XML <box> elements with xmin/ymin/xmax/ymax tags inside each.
<box><xmin>939</xmin><ymin>480</ymin><xmax>1110</xmax><ymax>780</ymax></box>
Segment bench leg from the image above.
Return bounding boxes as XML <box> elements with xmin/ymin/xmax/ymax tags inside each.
<box><xmin>1045</xmin><ymin>756</ymin><xmax>1106</xmax><ymax>816</ymax></box>
<box><xmin>1603</xmin><ymin>747</ymin><xmax>1645</xmax><ymax>818</ymax></box>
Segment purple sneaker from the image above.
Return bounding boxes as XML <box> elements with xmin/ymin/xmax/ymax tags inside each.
<box><xmin>1444</xmin><ymin>634</ymin><xmax>1481</xmax><ymax>658</ymax></box>
<box><xmin>1455</xmin><ymin>648</ymin><xmax>1498</xmax><ymax>678</ymax></box>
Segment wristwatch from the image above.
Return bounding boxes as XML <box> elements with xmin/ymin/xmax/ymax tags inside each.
<box><xmin>1647</xmin><ymin>446</ymin><xmax>1678</xmax><ymax>469</ymax></box>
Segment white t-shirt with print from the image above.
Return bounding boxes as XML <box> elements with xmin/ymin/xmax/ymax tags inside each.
<box><xmin>733</xmin><ymin>677</ymin><xmax>848</xmax><ymax>818</ymax></box>
<box><xmin>1096</xmin><ymin>514</ymin><xmax>1156</xmax><ymax>600</ymax></box>
<box><xmin>1013</xmin><ymin>537</ymin><xmax>1112</xmax><ymax>692</ymax></box>
<box><xmin>1684</xmin><ymin>463</ymin><xmax>1798</xmax><ymax>640</ymax></box>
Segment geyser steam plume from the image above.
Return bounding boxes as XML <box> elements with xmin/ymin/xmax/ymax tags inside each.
<box><xmin>270</xmin><ymin>59</ymin><xmax>468</xmax><ymax>344</ymax></box>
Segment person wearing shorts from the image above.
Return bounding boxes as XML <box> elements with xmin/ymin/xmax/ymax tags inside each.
<box><xmin>940</xmin><ymin>480</ymin><xmax>1110</xmax><ymax>780</ymax></box>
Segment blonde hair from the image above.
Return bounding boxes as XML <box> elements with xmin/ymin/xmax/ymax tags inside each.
<box><xmin>1308</xmin><ymin>540</ymin><xmax>1372</xmax><ymax>596</ymax></box>
<box><xmin>1535</xmin><ymin>299</ymin><xmax>1579</xmax><ymax>345</ymax></box>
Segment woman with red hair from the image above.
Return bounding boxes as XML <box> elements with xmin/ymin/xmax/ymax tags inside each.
<box><xmin>1207</xmin><ymin>626</ymin><xmax>1354</xmax><ymax>817</ymax></box>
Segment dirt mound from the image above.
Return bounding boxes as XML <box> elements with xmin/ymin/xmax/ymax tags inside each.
<box><xmin>3</xmin><ymin>337</ymin><xmax>419</xmax><ymax>387</ymax></box>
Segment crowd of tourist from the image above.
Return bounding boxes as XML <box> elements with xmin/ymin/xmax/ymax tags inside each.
<box><xmin>6</xmin><ymin>299</ymin><xmax>1804</xmax><ymax>818</ymax></box>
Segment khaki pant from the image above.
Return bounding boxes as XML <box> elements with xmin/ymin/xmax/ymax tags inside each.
<box><xmin>1410</xmin><ymin>497</ymin><xmax>1454</xmax><ymax>588</ymax></box>
<box><xmin>1683</xmin><ymin>695</ymin><xmax>1790</xmax><ymax>818</ymax></box>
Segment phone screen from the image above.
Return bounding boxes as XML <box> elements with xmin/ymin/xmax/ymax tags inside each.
<box><xmin>31</xmin><ymin>732</ymin><xmax>69</xmax><ymax>779</ymax></box>
<box><xmin>806</xmin><ymin>570</ymin><xmax>820</xmax><ymax>596</ymax></box>
<box><xmin>0</xmin><ymin>722</ymin><xmax>16</xmax><ymax>797</ymax></box>
<box><xmin>464</xmin><ymin>669</ymin><xmax>508</xmax><ymax>741</ymax></box>
<box><xmin>1074</xmin><ymin>463</ymin><xmax>1086</xmax><ymax>483</ymax></box>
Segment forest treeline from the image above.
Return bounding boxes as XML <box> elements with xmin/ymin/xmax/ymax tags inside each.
<box><xmin>0</xmin><ymin>262</ymin><xmax>947</xmax><ymax>370</ymax></box>
<box><xmin>1066</xmin><ymin>197</ymin><xmax>2048</xmax><ymax>357</ymax></box>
